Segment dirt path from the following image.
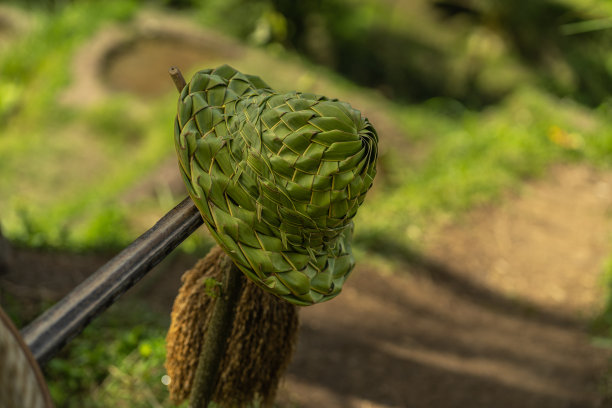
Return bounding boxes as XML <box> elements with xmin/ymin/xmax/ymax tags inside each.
<box><xmin>278</xmin><ymin>267</ymin><xmax>606</xmax><ymax>407</ymax></box>
<box><xmin>5</xmin><ymin>250</ymin><xmax>604</xmax><ymax>408</ymax></box>
<box><xmin>426</xmin><ymin>165</ymin><xmax>612</xmax><ymax>318</ymax></box>
<box><xmin>275</xmin><ymin>165</ymin><xmax>612</xmax><ymax>408</ymax></box>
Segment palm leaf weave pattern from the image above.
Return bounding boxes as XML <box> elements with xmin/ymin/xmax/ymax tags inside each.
<box><xmin>175</xmin><ymin>65</ymin><xmax>377</xmax><ymax>305</ymax></box>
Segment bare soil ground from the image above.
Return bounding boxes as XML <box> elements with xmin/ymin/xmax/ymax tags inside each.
<box><xmin>273</xmin><ymin>165</ymin><xmax>612</xmax><ymax>408</ymax></box>
<box><xmin>432</xmin><ymin>166</ymin><xmax>612</xmax><ymax>315</ymax></box>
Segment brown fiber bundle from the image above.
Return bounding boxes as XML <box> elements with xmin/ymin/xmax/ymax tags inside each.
<box><xmin>165</xmin><ymin>246</ymin><xmax>299</xmax><ymax>406</ymax></box>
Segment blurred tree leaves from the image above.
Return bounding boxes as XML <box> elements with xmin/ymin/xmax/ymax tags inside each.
<box><xmin>190</xmin><ymin>0</ymin><xmax>612</xmax><ymax>108</ymax></box>
<box><xmin>11</xmin><ymin>0</ymin><xmax>612</xmax><ymax>107</ymax></box>
<box><xmin>435</xmin><ymin>0</ymin><xmax>612</xmax><ymax>106</ymax></box>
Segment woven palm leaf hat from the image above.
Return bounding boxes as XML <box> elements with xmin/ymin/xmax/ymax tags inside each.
<box><xmin>175</xmin><ymin>65</ymin><xmax>377</xmax><ymax>305</ymax></box>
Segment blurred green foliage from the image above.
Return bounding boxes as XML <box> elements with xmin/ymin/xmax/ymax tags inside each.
<box><xmin>176</xmin><ymin>0</ymin><xmax>612</xmax><ymax>107</ymax></box>
<box><xmin>2</xmin><ymin>0</ymin><xmax>612</xmax><ymax>251</ymax></box>
<box><xmin>356</xmin><ymin>86</ymin><xmax>612</xmax><ymax>246</ymax></box>
<box><xmin>0</xmin><ymin>0</ymin><xmax>144</xmax><ymax>250</ymax></box>
<box><xmin>43</xmin><ymin>301</ymin><xmax>174</xmax><ymax>407</ymax></box>
<box><xmin>43</xmin><ymin>300</ymin><xmax>285</xmax><ymax>407</ymax></box>
<box><xmin>15</xmin><ymin>0</ymin><xmax>612</xmax><ymax>105</ymax></box>
<box><xmin>0</xmin><ymin>0</ymin><xmax>216</xmax><ymax>251</ymax></box>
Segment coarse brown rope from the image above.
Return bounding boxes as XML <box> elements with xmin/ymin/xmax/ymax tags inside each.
<box><xmin>165</xmin><ymin>246</ymin><xmax>298</xmax><ymax>407</ymax></box>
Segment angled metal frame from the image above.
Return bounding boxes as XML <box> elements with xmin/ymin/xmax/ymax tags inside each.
<box><xmin>21</xmin><ymin>197</ymin><xmax>203</xmax><ymax>364</ymax></box>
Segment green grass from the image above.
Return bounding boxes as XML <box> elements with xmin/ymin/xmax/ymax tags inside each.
<box><xmin>0</xmin><ymin>1</ymin><xmax>214</xmax><ymax>251</ymax></box>
<box><xmin>43</xmin><ymin>301</ymin><xmax>174</xmax><ymax>408</ymax></box>
<box><xmin>0</xmin><ymin>1</ymin><xmax>141</xmax><ymax>249</ymax></box>
<box><xmin>355</xmin><ymin>86</ymin><xmax>612</xmax><ymax>250</ymax></box>
<box><xmin>42</xmin><ymin>300</ymin><xmax>284</xmax><ymax>407</ymax></box>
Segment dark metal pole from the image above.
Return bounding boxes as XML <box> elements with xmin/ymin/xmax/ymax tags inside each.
<box><xmin>21</xmin><ymin>197</ymin><xmax>203</xmax><ymax>365</ymax></box>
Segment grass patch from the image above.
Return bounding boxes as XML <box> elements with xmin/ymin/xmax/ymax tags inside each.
<box><xmin>0</xmin><ymin>1</ymin><xmax>200</xmax><ymax>251</ymax></box>
<box><xmin>355</xmin><ymin>86</ymin><xmax>612</xmax><ymax>250</ymax></box>
<box><xmin>43</xmin><ymin>299</ymin><xmax>287</xmax><ymax>407</ymax></box>
<box><xmin>44</xmin><ymin>300</ymin><xmax>170</xmax><ymax>408</ymax></box>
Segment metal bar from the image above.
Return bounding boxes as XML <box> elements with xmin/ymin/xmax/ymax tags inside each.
<box><xmin>21</xmin><ymin>197</ymin><xmax>203</xmax><ymax>365</ymax></box>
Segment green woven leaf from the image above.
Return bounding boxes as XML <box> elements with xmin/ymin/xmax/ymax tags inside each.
<box><xmin>175</xmin><ymin>65</ymin><xmax>378</xmax><ymax>305</ymax></box>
